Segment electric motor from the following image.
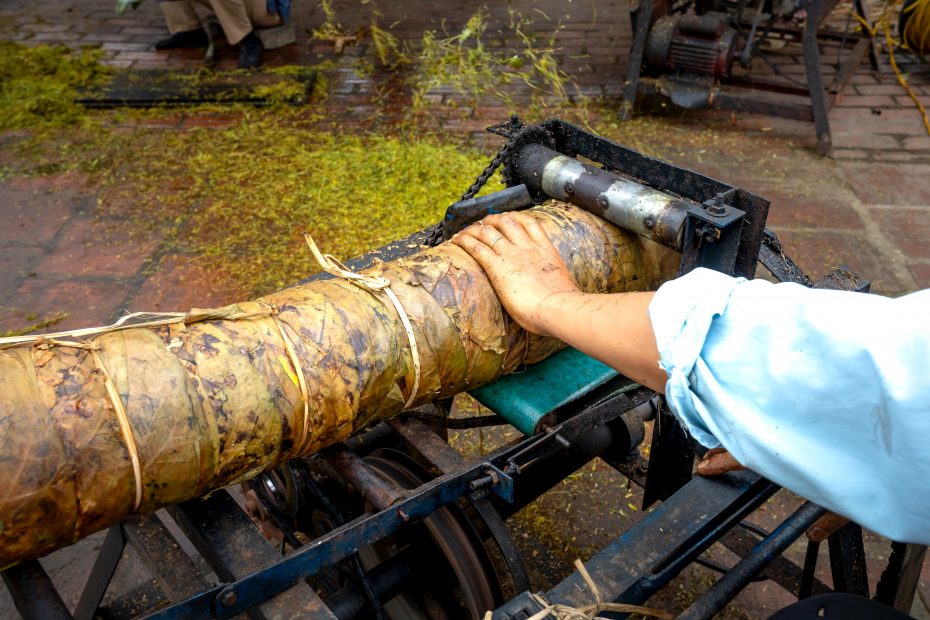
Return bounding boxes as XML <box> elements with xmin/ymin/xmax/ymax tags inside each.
<box><xmin>644</xmin><ymin>12</ymin><xmax>739</xmax><ymax>79</ymax></box>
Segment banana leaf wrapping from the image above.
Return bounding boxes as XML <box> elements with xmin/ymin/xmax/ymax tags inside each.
<box><xmin>0</xmin><ymin>202</ymin><xmax>678</xmax><ymax>567</ymax></box>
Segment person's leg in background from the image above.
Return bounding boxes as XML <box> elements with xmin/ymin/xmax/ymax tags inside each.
<box><xmin>156</xmin><ymin>0</ymin><xmax>209</xmax><ymax>49</ymax></box>
<box><xmin>204</xmin><ymin>0</ymin><xmax>279</xmax><ymax>68</ymax></box>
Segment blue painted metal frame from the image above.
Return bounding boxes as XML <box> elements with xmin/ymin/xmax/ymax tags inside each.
<box><xmin>142</xmin><ymin>389</ymin><xmax>650</xmax><ymax>620</ymax></box>
<box><xmin>145</xmin><ymin>460</ymin><xmax>490</xmax><ymax>618</ymax></box>
<box><xmin>542</xmin><ymin>472</ymin><xmax>779</xmax><ymax>611</ymax></box>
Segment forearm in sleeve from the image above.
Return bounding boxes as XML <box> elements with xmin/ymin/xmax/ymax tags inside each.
<box><xmin>649</xmin><ymin>268</ymin><xmax>930</xmax><ymax>545</ymax></box>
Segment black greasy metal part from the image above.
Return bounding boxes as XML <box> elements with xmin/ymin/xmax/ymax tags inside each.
<box><xmin>362</xmin><ymin>452</ymin><xmax>504</xmax><ymax>616</ymax></box>
<box><xmin>322</xmin><ymin>446</ymin><xmax>408</xmax><ymax>510</ymax></box>
<box><xmin>121</xmin><ymin>514</ymin><xmax>212</xmax><ymax>603</ymax></box>
<box><xmin>876</xmin><ymin>543</ymin><xmax>928</xmax><ymax>612</ymax></box>
<box><xmin>812</xmin><ymin>267</ymin><xmax>871</xmax><ymax>293</ymax></box>
<box><xmin>678</xmin><ymin>502</ymin><xmax>827</xmax><ymax>620</ymax></box>
<box><xmin>440</xmin><ymin>184</ymin><xmax>533</xmax><ymax>240</ymax></box>
<box><xmin>799</xmin><ymin>540</ymin><xmax>822</xmax><ymax>599</ymax></box>
<box><xmin>324</xmin><ymin>545</ymin><xmax>417</xmax><ymax>619</ymax></box>
<box><xmin>535</xmin><ymin>119</ymin><xmax>769</xmax><ymax>279</ymax></box>
<box><xmin>1</xmin><ymin>560</ymin><xmax>73</xmax><ymax>620</ymax></box>
<box><xmin>875</xmin><ymin>541</ymin><xmax>909</xmax><ymax>606</ymax></box>
<box><xmin>512</xmin><ymin>143</ymin><xmax>691</xmax><ymax>250</ymax></box>
<box><xmin>146</xmin><ymin>397</ymin><xmax>648</xmax><ymax>619</ymax></box>
<box><xmin>538</xmin><ymin>471</ymin><xmax>778</xmax><ymax>612</ymax></box>
<box><xmin>387</xmin><ymin>415</ymin><xmax>468</xmax><ymax>475</ymax></box>
<box><xmin>718</xmin><ymin>524</ymin><xmax>832</xmax><ymax>598</ymax></box>
<box><xmin>167</xmin><ymin>490</ymin><xmax>337</xmax><ymax>620</ymax></box>
<box><xmin>73</xmin><ymin>525</ymin><xmax>125</xmax><ymax>620</ymax></box>
<box><xmin>386</xmin><ymin>416</ymin><xmax>533</xmax><ymax>595</ymax></box>
<box><xmin>642</xmin><ymin>401</ymin><xmax>697</xmax><ymax>509</ymax></box>
<box><xmin>492</xmin><ymin>591</ymin><xmax>548</xmax><ymax>620</ymax></box>
<box><xmin>759</xmin><ymin>228</ymin><xmax>814</xmax><ymax>286</ymax></box>
<box><xmin>678</xmin><ymin>200</ymin><xmax>746</xmax><ymax>276</ymax></box>
<box><xmin>827</xmin><ymin>522</ymin><xmax>870</xmax><ymax>596</ymax></box>
<box><xmin>801</xmin><ymin>0</ymin><xmax>833</xmax><ymax>155</ymax></box>
<box><xmin>340</xmin><ymin>421</ymin><xmax>397</xmax><ymax>456</ymax></box>
<box><xmin>468</xmin><ymin>496</ymin><xmax>533</xmax><ymax>595</ymax></box>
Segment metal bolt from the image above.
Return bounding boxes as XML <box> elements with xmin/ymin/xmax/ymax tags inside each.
<box><xmin>596</xmin><ymin>195</ymin><xmax>609</xmax><ymax>210</ymax></box>
<box><xmin>643</xmin><ymin>217</ymin><xmax>656</xmax><ymax>229</ymax></box>
<box><xmin>396</xmin><ymin>508</ymin><xmax>410</xmax><ymax>522</ymax></box>
<box><xmin>563</xmin><ymin>182</ymin><xmax>574</xmax><ymax>195</ymax></box>
<box><xmin>219</xmin><ymin>589</ymin><xmax>238</xmax><ymax>607</ymax></box>
<box><xmin>706</xmin><ymin>204</ymin><xmax>727</xmax><ymax>217</ymax></box>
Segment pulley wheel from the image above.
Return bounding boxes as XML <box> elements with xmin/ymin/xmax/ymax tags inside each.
<box><xmin>358</xmin><ymin>449</ymin><xmax>503</xmax><ymax>619</ymax></box>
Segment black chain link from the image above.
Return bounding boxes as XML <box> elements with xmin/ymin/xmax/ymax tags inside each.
<box><xmin>759</xmin><ymin>228</ymin><xmax>813</xmax><ymax>286</ymax></box>
<box><xmin>424</xmin><ymin>118</ymin><xmax>528</xmax><ymax>247</ymax></box>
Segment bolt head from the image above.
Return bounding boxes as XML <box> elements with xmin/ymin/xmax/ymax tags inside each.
<box><xmin>644</xmin><ymin>217</ymin><xmax>656</xmax><ymax>229</ymax></box>
<box><xmin>563</xmin><ymin>182</ymin><xmax>574</xmax><ymax>195</ymax></box>
<box><xmin>706</xmin><ymin>204</ymin><xmax>727</xmax><ymax>216</ymax></box>
<box><xmin>596</xmin><ymin>196</ymin><xmax>609</xmax><ymax>209</ymax></box>
<box><xmin>219</xmin><ymin>589</ymin><xmax>238</xmax><ymax>607</ymax></box>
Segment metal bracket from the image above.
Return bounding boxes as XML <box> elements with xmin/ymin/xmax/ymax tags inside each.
<box><xmin>680</xmin><ymin>189</ymin><xmax>745</xmax><ymax>275</ymax></box>
<box><xmin>440</xmin><ymin>184</ymin><xmax>533</xmax><ymax>241</ymax></box>
<box><xmin>470</xmin><ymin>463</ymin><xmax>515</xmax><ymax>503</ymax></box>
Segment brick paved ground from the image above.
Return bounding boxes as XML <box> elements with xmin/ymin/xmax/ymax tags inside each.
<box><xmin>0</xmin><ymin>0</ymin><xmax>929</xmax><ymax>617</ymax></box>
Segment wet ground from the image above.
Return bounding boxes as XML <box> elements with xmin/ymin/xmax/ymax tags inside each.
<box><xmin>1</xmin><ymin>0</ymin><xmax>929</xmax><ymax>617</ymax></box>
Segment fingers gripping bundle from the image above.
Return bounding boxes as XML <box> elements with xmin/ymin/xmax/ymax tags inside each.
<box><xmin>0</xmin><ymin>202</ymin><xmax>678</xmax><ymax>567</ymax></box>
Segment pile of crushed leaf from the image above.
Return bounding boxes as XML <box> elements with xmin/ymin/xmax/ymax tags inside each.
<box><xmin>0</xmin><ymin>40</ymin><xmax>796</xmax><ymax>301</ymax></box>
<box><xmin>0</xmin><ymin>42</ymin><xmax>111</xmax><ymax>129</ymax></box>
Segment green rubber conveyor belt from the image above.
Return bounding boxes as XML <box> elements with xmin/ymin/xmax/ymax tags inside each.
<box><xmin>469</xmin><ymin>347</ymin><xmax>626</xmax><ymax>436</ymax></box>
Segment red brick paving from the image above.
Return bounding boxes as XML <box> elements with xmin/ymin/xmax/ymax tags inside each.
<box><xmin>1</xmin><ymin>0</ymin><xmax>930</xmax><ymax>617</ymax></box>
<box><xmin>34</xmin><ymin>216</ymin><xmax>163</xmax><ymax>278</ymax></box>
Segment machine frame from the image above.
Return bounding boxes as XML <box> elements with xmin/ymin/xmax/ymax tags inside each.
<box><xmin>2</xmin><ymin>120</ymin><xmax>924</xmax><ymax>620</ymax></box>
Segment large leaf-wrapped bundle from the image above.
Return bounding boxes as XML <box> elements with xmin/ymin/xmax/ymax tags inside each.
<box><xmin>0</xmin><ymin>202</ymin><xmax>678</xmax><ymax>567</ymax></box>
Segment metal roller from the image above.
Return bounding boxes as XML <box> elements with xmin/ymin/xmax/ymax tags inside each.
<box><xmin>513</xmin><ymin>143</ymin><xmax>693</xmax><ymax>250</ymax></box>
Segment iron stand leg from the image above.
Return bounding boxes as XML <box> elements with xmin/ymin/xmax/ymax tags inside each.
<box><xmin>854</xmin><ymin>0</ymin><xmax>882</xmax><ymax>71</ymax></box>
<box><xmin>802</xmin><ymin>0</ymin><xmax>834</xmax><ymax>156</ymax></box>
<box><xmin>875</xmin><ymin>542</ymin><xmax>928</xmax><ymax>612</ymax></box>
<box><xmin>621</xmin><ymin>0</ymin><xmax>654</xmax><ymax>121</ymax></box>
<box><xmin>642</xmin><ymin>399</ymin><xmax>696</xmax><ymax>509</ymax></box>
<box><xmin>798</xmin><ymin>540</ymin><xmax>820</xmax><ymax>599</ymax></box>
<box><xmin>1</xmin><ymin>559</ymin><xmax>73</xmax><ymax>620</ymax></box>
<box><xmin>827</xmin><ymin>521</ymin><xmax>869</xmax><ymax>596</ymax></box>
<box><xmin>73</xmin><ymin>526</ymin><xmax>126</xmax><ymax>620</ymax></box>
<box><xmin>678</xmin><ymin>502</ymin><xmax>826</xmax><ymax>620</ymax></box>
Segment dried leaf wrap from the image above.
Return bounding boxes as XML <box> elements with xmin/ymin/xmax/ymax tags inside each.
<box><xmin>0</xmin><ymin>202</ymin><xmax>678</xmax><ymax>567</ymax></box>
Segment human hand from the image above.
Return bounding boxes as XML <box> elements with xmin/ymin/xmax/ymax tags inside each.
<box><xmin>450</xmin><ymin>212</ymin><xmax>579</xmax><ymax>337</ymax></box>
<box><xmin>696</xmin><ymin>448</ymin><xmax>745</xmax><ymax>476</ymax></box>
<box><xmin>697</xmin><ymin>449</ymin><xmax>849</xmax><ymax>542</ymax></box>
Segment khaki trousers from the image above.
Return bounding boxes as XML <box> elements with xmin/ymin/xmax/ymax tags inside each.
<box><xmin>159</xmin><ymin>0</ymin><xmax>281</xmax><ymax>45</ymax></box>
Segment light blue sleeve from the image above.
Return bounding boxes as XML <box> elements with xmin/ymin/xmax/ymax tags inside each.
<box><xmin>648</xmin><ymin>268</ymin><xmax>930</xmax><ymax>545</ymax></box>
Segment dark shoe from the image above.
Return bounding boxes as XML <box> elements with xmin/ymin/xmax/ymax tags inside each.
<box><xmin>238</xmin><ymin>31</ymin><xmax>263</xmax><ymax>69</ymax></box>
<box><xmin>155</xmin><ymin>28</ymin><xmax>208</xmax><ymax>50</ymax></box>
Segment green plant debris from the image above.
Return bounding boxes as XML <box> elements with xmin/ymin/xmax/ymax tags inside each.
<box><xmin>406</xmin><ymin>8</ymin><xmax>581</xmax><ymax>114</ymax></box>
<box><xmin>412</xmin><ymin>8</ymin><xmax>514</xmax><ymax>109</ymax></box>
<box><xmin>0</xmin><ymin>42</ymin><xmax>111</xmax><ymax>129</ymax></box>
<box><xmin>7</xmin><ymin>111</ymin><xmax>497</xmax><ymax>298</ymax></box>
<box><xmin>310</xmin><ymin>0</ymin><xmax>357</xmax><ymax>49</ymax></box>
<box><xmin>248</xmin><ymin>78</ymin><xmax>309</xmax><ymax>105</ymax></box>
<box><xmin>1</xmin><ymin>312</ymin><xmax>69</xmax><ymax>337</ymax></box>
<box><xmin>370</xmin><ymin>20</ymin><xmax>406</xmax><ymax>69</ymax></box>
